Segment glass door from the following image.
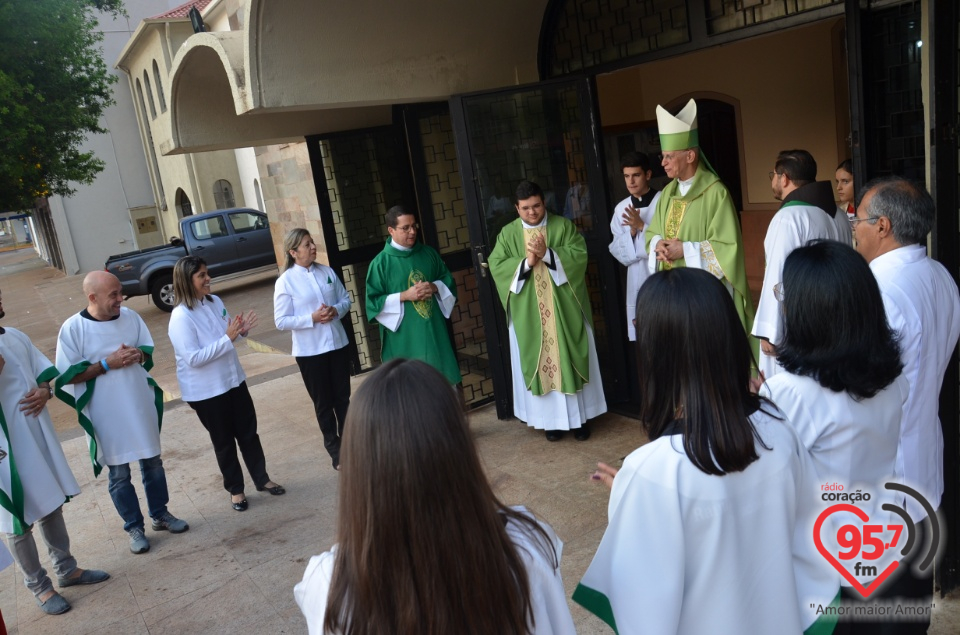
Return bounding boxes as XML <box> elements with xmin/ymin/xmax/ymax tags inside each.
<box><xmin>451</xmin><ymin>77</ymin><xmax>631</xmax><ymax>419</ymax></box>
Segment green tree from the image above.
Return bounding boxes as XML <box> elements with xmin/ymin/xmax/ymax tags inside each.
<box><xmin>0</xmin><ymin>0</ymin><xmax>125</xmax><ymax>211</ymax></box>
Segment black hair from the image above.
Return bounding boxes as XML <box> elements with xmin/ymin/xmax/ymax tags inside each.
<box><xmin>775</xmin><ymin>149</ymin><xmax>817</xmax><ymax>185</ymax></box>
<box><xmin>620</xmin><ymin>151</ymin><xmax>651</xmax><ymax>172</ymax></box>
<box><xmin>385</xmin><ymin>205</ymin><xmax>414</xmax><ymax>229</ymax></box>
<box><xmin>515</xmin><ymin>180</ymin><xmax>544</xmax><ymax>203</ymax></box>
<box><xmin>836</xmin><ymin>159</ymin><xmax>853</xmax><ymax>175</ymax></box>
<box><xmin>776</xmin><ymin>240</ymin><xmax>903</xmax><ymax>399</ymax></box>
<box><xmin>634</xmin><ymin>268</ymin><xmax>768</xmax><ymax>476</ymax></box>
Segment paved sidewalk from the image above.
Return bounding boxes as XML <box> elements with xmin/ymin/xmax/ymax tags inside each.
<box><xmin>0</xmin><ymin>247</ymin><xmax>958</xmax><ymax>634</ymax></box>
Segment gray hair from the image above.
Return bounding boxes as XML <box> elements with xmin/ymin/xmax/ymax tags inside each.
<box><xmin>860</xmin><ymin>176</ymin><xmax>934</xmax><ymax>246</ymax></box>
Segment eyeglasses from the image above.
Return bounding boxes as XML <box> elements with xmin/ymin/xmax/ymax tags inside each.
<box><xmin>773</xmin><ymin>283</ymin><xmax>784</xmax><ymax>302</ymax></box>
<box><xmin>768</xmin><ymin>171</ymin><xmax>782</xmax><ymax>180</ymax></box>
<box><xmin>659</xmin><ymin>151</ymin><xmax>689</xmax><ymax>162</ymax></box>
<box><xmin>393</xmin><ymin>223</ymin><xmax>419</xmax><ymax>233</ymax></box>
<box><xmin>849</xmin><ymin>216</ymin><xmax>879</xmax><ymax>227</ymax></box>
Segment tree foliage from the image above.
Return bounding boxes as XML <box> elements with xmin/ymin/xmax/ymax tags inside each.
<box><xmin>0</xmin><ymin>0</ymin><xmax>126</xmax><ymax>211</ymax></box>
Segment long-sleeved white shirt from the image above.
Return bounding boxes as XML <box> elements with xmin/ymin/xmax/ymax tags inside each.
<box><xmin>168</xmin><ymin>295</ymin><xmax>246</xmax><ymax>402</ymax></box>
<box><xmin>273</xmin><ymin>263</ymin><xmax>350</xmax><ymax>357</ymax></box>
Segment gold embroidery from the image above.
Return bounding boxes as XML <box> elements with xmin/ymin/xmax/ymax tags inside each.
<box><xmin>662</xmin><ymin>198</ymin><xmax>688</xmax><ymax>270</ymax></box>
<box><xmin>700</xmin><ymin>240</ymin><xmax>724</xmax><ymax>280</ymax></box>
<box><xmin>407</xmin><ymin>269</ymin><xmax>432</xmax><ymax>319</ymax></box>
<box><xmin>524</xmin><ymin>226</ymin><xmax>562</xmax><ymax>394</ymax></box>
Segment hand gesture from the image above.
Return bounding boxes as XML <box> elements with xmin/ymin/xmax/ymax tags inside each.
<box><xmin>238</xmin><ymin>310</ymin><xmax>258</xmax><ymax>336</ymax></box>
<box><xmin>19</xmin><ymin>386</ymin><xmax>50</xmax><ymax>417</ymax></box>
<box><xmin>622</xmin><ymin>206</ymin><xmax>645</xmax><ymax>236</ymax></box>
<box><xmin>526</xmin><ymin>233</ymin><xmax>546</xmax><ymax>268</ymax></box>
<box><xmin>590</xmin><ymin>462</ymin><xmax>619</xmax><ymax>490</ymax></box>
<box><xmin>226</xmin><ymin>315</ymin><xmax>244</xmax><ymax>341</ymax></box>
<box><xmin>401</xmin><ymin>281</ymin><xmax>435</xmax><ymax>303</ymax></box>
<box><xmin>656</xmin><ymin>239</ymin><xmax>683</xmax><ymax>263</ymax></box>
<box><xmin>107</xmin><ymin>343</ymin><xmax>142</xmax><ymax>370</ymax></box>
<box><xmin>312</xmin><ymin>304</ymin><xmax>339</xmax><ymax>324</ymax></box>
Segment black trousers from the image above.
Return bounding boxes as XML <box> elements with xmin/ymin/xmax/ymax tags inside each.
<box><xmin>836</xmin><ymin>511</ymin><xmax>935</xmax><ymax>635</ymax></box>
<box><xmin>188</xmin><ymin>382</ymin><xmax>270</xmax><ymax>495</ymax></box>
<box><xmin>296</xmin><ymin>346</ymin><xmax>351</xmax><ymax>467</ymax></box>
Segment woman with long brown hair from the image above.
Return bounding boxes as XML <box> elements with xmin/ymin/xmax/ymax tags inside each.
<box><xmin>294</xmin><ymin>358</ymin><xmax>575</xmax><ymax>635</ymax></box>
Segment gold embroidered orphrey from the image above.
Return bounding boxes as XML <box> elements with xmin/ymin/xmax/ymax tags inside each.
<box><xmin>524</xmin><ymin>225</ymin><xmax>562</xmax><ymax>393</ymax></box>
<box><xmin>661</xmin><ymin>198</ymin><xmax>689</xmax><ymax>270</ymax></box>
<box><xmin>407</xmin><ymin>269</ymin><xmax>432</xmax><ymax>319</ymax></box>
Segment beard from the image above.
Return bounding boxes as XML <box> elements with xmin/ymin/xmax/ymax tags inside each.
<box><xmin>0</xmin><ymin>309</ymin><xmax>5</xmax><ymax>319</ymax></box>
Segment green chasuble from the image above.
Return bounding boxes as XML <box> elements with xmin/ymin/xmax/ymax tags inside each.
<box><xmin>365</xmin><ymin>240</ymin><xmax>461</xmax><ymax>385</ymax></box>
<box><xmin>645</xmin><ymin>164</ymin><xmax>755</xmax><ymax>337</ymax></box>
<box><xmin>488</xmin><ymin>214</ymin><xmax>593</xmax><ymax>397</ymax></box>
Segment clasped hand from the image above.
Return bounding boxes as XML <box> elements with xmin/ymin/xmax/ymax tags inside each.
<box><xmin>227</xmin><ymin>311</ymin><xmax>258</xmax><ymax>341</ymax></box>
<box><xmin>526</xmin><ymin>234</ymin><xmax>547</xmax><ymax>267</ymax></box>
<box><xmin>0</xmin><ymin>353</ymin><xmax>52</xmax><ymax>417</ymax></box>
<box><xmin>312</xmin><ymin>304</ymin><xmax>339</xmax><ymax>324</ymax></box>
<box><xmin>401</xmin><ymin>281</ymin><xmax>436</xmax><ymax>303</ymax></box>
<box><xmin>655</xmin><ymin>239</ymin><xmax>683</xmax><ymax>263</ymax></box>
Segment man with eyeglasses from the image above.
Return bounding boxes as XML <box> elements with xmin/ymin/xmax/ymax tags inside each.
<box><xmin>365</xmin><ymin>205</ymin><xmax>461</xmax><ymax>387</ymax></box>
<box><xmin>752</xmin><ymin>150</ymin><xmax>842</xmax><ymax>379</ymax></box>
<box><xmin>645</xmin><ymin>99</ymin><xmax>754</xmax><ymax>339</ymax></box>
<box><xmin>852</xmin><ymin>177</ymin><xmax>960</xmax><ymax>633</ymax></box>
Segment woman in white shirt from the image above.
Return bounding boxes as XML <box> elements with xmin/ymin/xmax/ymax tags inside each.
<box><xmin>273</xmin><ymin>229</ymin><xmax>351</xmax><ymax>470</ymax></box>
<box><xmin>575</xmin><ymin>267</ymin><xmax>838</xmax><ymax>635</ymax></box>
<box><xmin>294</xmin><ymin>358</ymin><xmax>576</xmax><ymax>635</ymax></box>
<box><xmin>168</xmin><ymin>256</ymin><xmax>284</xmax><ymax>512</ymax></box>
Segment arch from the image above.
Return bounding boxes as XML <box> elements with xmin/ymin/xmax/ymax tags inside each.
<box><xmin>213</xmin><ymin>179</ymin><xmax>235</xmax><ymax>209</ymax></box>
<box><xmin>176</xmin><ymin>188</ymin><xmax>193</xmax><ymax>218</ymax></box>
<box><xmin>253</xmin><ymin>178</ymin><xmax>264</xmax><ymax>212</ymax></box>
<box><xmin>153</xmin><ymin>59</ymin><xmax>166</xmax><ymax>113</ymax></box>
<box><xmin>143</xmin><ymin>70</ymin><xmax>157</xmax><ymax>119</ymax></box>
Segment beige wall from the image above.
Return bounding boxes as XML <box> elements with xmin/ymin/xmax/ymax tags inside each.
<box><xmin>254</xmin><ymin>142</ymin><xmax>321</xmax><ymax>268</ymax></box>
<box><xmin>598</xmin><ymin>18</ymin><xmax>846</xmax><ymax>207</ymax></box>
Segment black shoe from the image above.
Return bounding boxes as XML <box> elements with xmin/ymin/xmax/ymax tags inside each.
<box><xmin>232</xmin><ymin>496</ymin><xmax>248</xmax><ymax>512</ymax></box>
<box><xmin>545</xmin><ymin>430</ymin><xmax>565</xmax><ymax>442</ymax></box>
<box><xmin>255</xmin><ymin>483</ymin><xmax>286</xmax><ymax>496</ymax></box>
<box><xmin>573</xmin><ymin>426</ymin><xmax>591</xmax><ymax>441</ymax></box>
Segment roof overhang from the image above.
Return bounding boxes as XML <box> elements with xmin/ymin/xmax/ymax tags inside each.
<box><xmin>163</xmin><ymin>0</ymin><xmax>546</xmax><ymax>154</ymax></box>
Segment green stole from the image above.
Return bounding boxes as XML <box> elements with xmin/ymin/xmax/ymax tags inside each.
<box><xmin>645</xmin><ymin>165</ymin><xmax>755</xmax><ymax>338</ymax></box>
<box><xmin>488</xmin><ymin>214</ymin><xmax>593</xmax><ymax>396</ymax></box>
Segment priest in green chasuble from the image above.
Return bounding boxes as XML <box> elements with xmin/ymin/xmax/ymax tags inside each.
<box><xmin>365</xmin><ymin>206</ymin><xmax>462</xmax><ymax>386</ymax></box>
<box><xmin>645</xmin><ymin>99</ymin><xmax>755</xmax><ymax>339</ymax></box>
<box><xmin>488</xmin><ymin>181</ymin><xmax>607</xmax><ymax>442</ymax></box>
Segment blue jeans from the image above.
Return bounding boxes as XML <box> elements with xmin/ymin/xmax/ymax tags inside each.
<box><xmin>107</xmin><ymin>455</ymin><xmax>169</xmax><ymax>532</ymax></box>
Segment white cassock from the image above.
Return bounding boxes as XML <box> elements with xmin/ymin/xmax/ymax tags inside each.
<box><xmin>870</xmin><ymin>244</ymin><xmax>960</xmax><ymax>522</ymax></box>
<box><xmin>752</xmin><ymin>204</ymin><xmax>841</xmax><ymax>379</ymax></box>
<box><xmin>762</xmin><ymin>373</ymin><xmax>909</xmax><ymax>582</ymax></box>
<box><xmin>0</xmin><ymin>328</ymin><xmax>81</xmax><ymax>534</ymax></box>
<box><xmin>56</xmin><ymin>307</ymin><xmax>162</xmax><ymax>472</ymax></box>
<box><xmin>574</xmin><ymin>408</ymin><xmax>839</xmax><ymax>634</ymax></box>
<box><xmin>608</xmin><ymin>192</ymin><xmax>661</xmax><ymax>341</ymax></box>
<box><xmin>507</xmin><ymin>218</ymin><xmax>606</xmax><ymax>431</ymax></box>
<box><xmin>294</xmin><ymin>507</ymin><xmax>577</xmax><ymax>635</ymax></box>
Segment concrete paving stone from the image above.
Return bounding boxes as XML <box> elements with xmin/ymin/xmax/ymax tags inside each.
<box><xmin>16</xmin><ymin>577</ymin><xmax>142</xmax><ymax>635</ymax></box>
<box><xmin>246</xmin><ymin>551</ymin><xmax>320</xmax><ymax>625</ymax></box>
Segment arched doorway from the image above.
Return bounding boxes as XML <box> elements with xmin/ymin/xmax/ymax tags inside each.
<box><xmin>176</xmin><ymin>188</ymin><xmax>193</xmax><ymax>218</ymax></box>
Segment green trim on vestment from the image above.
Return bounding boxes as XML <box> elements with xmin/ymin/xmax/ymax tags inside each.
<box><xmin>572</xmin><ymin>583</ymin><xmax>619</xmax><ymax>634</ymax></box>
<box><xmin>804</xmin><ymin>590</ymin><xmax>841</xmax><ymax>635</ymax></box>
<box><xmin>781</xmin><ymin>200</ymin><xmax>809</xmax><ymax>209</ymax></box>
<box><xmin>54</xmin><ymin>361</ymin><xmax>102</xmax><ymax>477</ymax></box>
<box><xmin>488</xmin><ymin>214</ymin><xmax>593</xmax><ymax>396</ymax></box>
<box><xmin>0</xmin><ymin>405</ymin><xmax>27</xmax><ymax>535</ymax></box>
<box><xmin>659</xmin><ymin>129</ymin><xmax>698</xmax><ymax>152</ymax></box>
<box><xmin>37</xmin><ymin>366</ymin><xmax>59</xmax><ymax>386</ymax></box>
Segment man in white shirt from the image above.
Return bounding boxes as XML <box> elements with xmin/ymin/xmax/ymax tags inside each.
<box><xmin>55</xmin><ymin>272</ymin><xmax>189</xmax><ymax>556</ymax></box>
<box><xmin>608</xmin><ymin>152</ymin><xmax>660</xmax><ymax>341</ymax></box>
<box><xmin>853</xmin><ymin>176</ymin><xmax>960</xmax><ymax>633</ymax></box>
<box><xmin>753</xmin><ymin>149</ymin><xmax>841</xmax><ymax>379</ymax></box>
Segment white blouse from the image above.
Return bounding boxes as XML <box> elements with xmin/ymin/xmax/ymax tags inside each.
<box><xmin>274</xmin><ymin>263</ymin><xmax>350</xmax><ymax>357</ymax></box>
<box><xmin>168</xmin><ymin>295</ymin><xmax>246</xmax><ymax>402</ymax></box>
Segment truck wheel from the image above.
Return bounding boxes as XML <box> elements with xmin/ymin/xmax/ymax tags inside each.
<box><xmin>150</xmin><ymin>274</ymin><xmax>175</xmax><ymax>312</ymax></box>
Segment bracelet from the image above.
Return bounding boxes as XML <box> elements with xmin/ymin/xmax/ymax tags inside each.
<box><xmin>100</xmin><ymin>359</ymin><xmax>109</xmax><ymax>373</ymax></box>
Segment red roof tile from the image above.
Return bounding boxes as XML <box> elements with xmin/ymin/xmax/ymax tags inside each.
<box><xmin>149</xmin><ymin>0</ymin><xmax>214</xmax><ymax>20</ymax></box>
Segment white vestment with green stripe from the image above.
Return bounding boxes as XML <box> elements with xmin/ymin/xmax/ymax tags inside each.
<box><xmin>0</xmin><ymin>328</ymin><xmax>80</xmax><ymax>535</ymax></box>
<box><xmin>55</xmin><ymin>308</ymin><xmax>162</xmax><ymax>475</ymax></box>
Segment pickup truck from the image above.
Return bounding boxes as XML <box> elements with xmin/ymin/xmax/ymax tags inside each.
<box><xmin>106</xmin><ymin>208</ymin><xmax>277</xmax><ymax>312</ymax></box>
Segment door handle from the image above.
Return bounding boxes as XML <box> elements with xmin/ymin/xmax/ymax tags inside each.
<box><xmin>236</xmin><ymin>237</ymin><xmax>247</xmax><ymax>242</ymax></box>
<box><xmin>194</xmin><ymin>245</ymin><xmax>205</xmax><ymax>250</ymax></box>
<box><xmin>476</xmin><ymin>252</ymin><xmax>489</xmax><ymax>278</ymax></box>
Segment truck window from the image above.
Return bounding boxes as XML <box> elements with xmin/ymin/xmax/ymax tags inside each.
<box><xmin>228</xmin><ymin>211</ymin><xmax>265</xmax><ymax>234</ymax></box>
<box><xmin>190</xmin><ymin>216</ymin><xmax>228</xmax><ymax>240</ymax></box>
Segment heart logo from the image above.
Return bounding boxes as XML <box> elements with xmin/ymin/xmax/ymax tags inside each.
<box><xmin>813</xmin><ymin>503</ymin><xmax>900</xmax><ymax>598</ymax></box>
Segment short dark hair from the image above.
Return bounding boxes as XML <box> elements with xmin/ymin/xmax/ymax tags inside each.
<box><xmin>860</xmin><ymin>176</ymin><xmax>934</xmax><ymax>246</ymax></box>
<box><xmin>775</xmin><ymin>150</ymin><xmax>817</xmax><ymax>185</ymax></box>
<box><xmin>515</xmin><ymin>180</ymin><xmax>544</xmax><ymax>203</ymax></box>
<box><xmin>836</xmin><ymin>159</ymin><xmax>853</xmax><ymax>175</ymax></box>
<box><xmin>634</xmin><ymin>268</ymin><xmax>768</xmax><ymax>476</ymax></box>
<box><xmin>620</xmin><ymin>151</ymin><xmax>651</xmax><ymax>172</ymax></box>
<box><xmin>385</xmin><ymin>205</ymin><xmax>414</xmax><ymax>229</ymax></box>
<box><xmin>776</xmin><ymin>240</ymin><xmax>902</xmax><ymax>399</ymax></box>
